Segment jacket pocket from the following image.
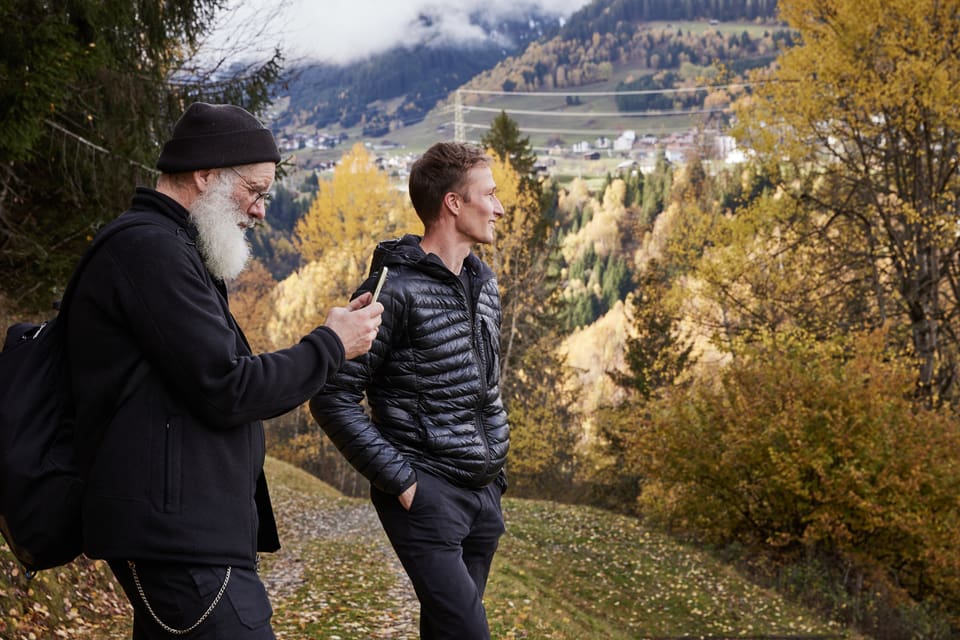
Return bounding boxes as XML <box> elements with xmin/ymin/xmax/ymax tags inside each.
<box><xmin>150</xmin><ymin>416</ymin><xmax>183</xmax><ymax>513</ymax></box>
<box><xmin>480</xmin><ymin>318</ymin><xmax>500</xmax><ymax>387</ymax></box>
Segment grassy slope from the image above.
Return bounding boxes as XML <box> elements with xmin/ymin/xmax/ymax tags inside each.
<box><xmin>0</xmin><ymin>457</ymin><xmax>865</xmax><ymax>639</ymax></box>
<box><xmin>488</xmin><ymin>500</ymin><xmax>855</xmax><ymax>639</ymax></box>
<box><xmin>262</xmin><ymin>458</ymin><xmax>862</xmax><ymax>640</ymax></box>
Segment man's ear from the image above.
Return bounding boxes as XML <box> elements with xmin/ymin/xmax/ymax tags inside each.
<box><xmin>443</xmin><ymin>191</ymin><xmax>460</xmax><ymax>215</ymax></box>
<box><xmin>192</xmin><ymin>168</ymin><xmax>216</xmax><ymax>193</ymax></box>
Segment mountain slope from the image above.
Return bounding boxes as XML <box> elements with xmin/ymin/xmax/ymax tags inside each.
<box><xmin>276</xmin><ymin>8</ymin><xmax>564</xmax><ymax>134</ymax></box>
<box><xmin>272</xmin><ymin>0</ymin><xmax>784</xmax><ymax>139</ymax></box>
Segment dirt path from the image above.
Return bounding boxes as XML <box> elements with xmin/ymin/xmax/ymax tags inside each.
<box><xmin>262</xmin><ymin>483</ymin><xmax>420</xmax><ymax>638</ymax></box>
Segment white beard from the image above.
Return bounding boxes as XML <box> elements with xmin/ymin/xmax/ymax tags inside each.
<box><xmin>189</xmin><ymin>174</ymin><xmax>253</xmax><ymax>281</ymax></box>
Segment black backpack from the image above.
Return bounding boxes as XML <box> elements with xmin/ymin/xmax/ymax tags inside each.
<box><xmin>0</xmin><ymin>218</ymin><xmax>146</xmax><ymax>574</ymax></box>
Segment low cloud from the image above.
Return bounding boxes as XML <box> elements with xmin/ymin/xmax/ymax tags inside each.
<box><xmin>205</xmin><ymin>0</ymin><xmax>590</xmax><ymax>65</ymax></box>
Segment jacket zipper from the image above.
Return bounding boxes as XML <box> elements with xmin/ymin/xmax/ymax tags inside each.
<box><xmin>463</xmin><ymin>273</ymin><xmax>492</xmax><ymax>475</ymax></box>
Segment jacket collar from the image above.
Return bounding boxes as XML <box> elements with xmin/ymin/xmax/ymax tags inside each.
<box><xmin>129</xmin><ymin>187</ymin><xmax>198</xmax><ymax>242</ymax></box>
<box><xmin>371</xmin><ymin>234</ymin><xmax>495</xmax><ymax>284</ymax></box>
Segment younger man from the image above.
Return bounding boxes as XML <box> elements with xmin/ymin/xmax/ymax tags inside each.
<box><xmin>311</xmin><ymin>142</ymin><xmax>510</xmax><ymax>639</ymax></box>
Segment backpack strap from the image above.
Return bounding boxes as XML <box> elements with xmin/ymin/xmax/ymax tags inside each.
<box><xmin>62</xmin><ymin>215</ymin><xmax>155</xmax><ymax>401</ymax></box>
<box><xmin>62</xmin><ymin>216</ymin><xmax>157</xmax><ymax>472</ymax></box>
<box><xmin>58</xmin><ymin>215</ymin><xmax>155</xmax><ymax>318</ymax></box>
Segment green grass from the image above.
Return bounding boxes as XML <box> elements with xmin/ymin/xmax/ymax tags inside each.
<box><xmin>261</xmin><ymin>457</ymin><xmax>863</xmax><ymax>640</ymax></box>
<box><xmin>271</xmin><ymin>539</ymin><xmax>403</xmax><ymax>638</ymax></box>
<box><xmin>264</xmin><ymin>454</ymin><xmax>343</xmax><ymax>498</ymax></box>
<box><xmin>486</xmin><ymin>499</ymin><xmax>858</xmax><ymax>639</ymax></box>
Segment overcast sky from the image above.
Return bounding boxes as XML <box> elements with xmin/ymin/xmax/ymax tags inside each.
<box><xmin>204</xmin><ymin>0</ymin><xmax>593</xmax><ymax>65</ymax></box>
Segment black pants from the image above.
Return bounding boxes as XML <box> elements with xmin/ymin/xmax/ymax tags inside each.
<box><xmin>371</xmin><ymin>469</ymin><xmax>505</xmax><ymax>640</ymax></box>
<box><xmin>108</xmin><ymin>559</ymin><xmax>274</xmax><ymax>639</ymax></box>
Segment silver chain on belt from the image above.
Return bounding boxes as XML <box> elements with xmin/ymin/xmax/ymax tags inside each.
<box><xmin>128</xmin><ymin>560</ymin><xmax>231</xmax><ymax>636</ymax></box>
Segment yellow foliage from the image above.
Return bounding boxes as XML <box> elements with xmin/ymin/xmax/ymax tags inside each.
<box><xmin>477</xmin><ymin>153</ymin><xmax>557</xmax><ymax>386</ymax></box>
<box><xmin>557</xmin><ymin>177</ymin><xmax>591</xmax><ymax>217</ymax></box>
<box><xmin>280</xmin><ymin>143</ymin><xmax>419</xmax><ymax>349</ymax></box>
<box><xmin>266</xmin><ymin>247</ymin><xmax>363</xmax><ymax>349</ymax></box>
<box><xmin>633</xmin><ymin>327</ymin><xmax>960</xmax><ymax>619</ymax></box>
<box><xmin>227</xmin><ymin>260</ymin><xmax>278</xmax><ymax>353</ymax></box>
<box><xmin>561</xmin><ymin>179</ymin><xmax>627</xmax><ymax>264</ymax></box>
<box><xmin>558</xmin><ymin>299</ymin><xmax>630</xmax><ymax>419</ymax></box>
<box><xmin>732</xmin><ymin>0</ymin><xmax>960</xmax><ymax>400</ymax></box>
<box><xmin>769</xmin><ymin>0</ymin><xmax>960</xmax><ymax>134</ymax></box>
<box><xmin>636</xmin><ymin>199</ymin><xmax>676</xmax><ymax>266</ymax></box>
<box><xmin>484</xmin><ymin>153</ymin><xmax>543</xmax><ymax>284</ymax></box>
<box><xmin>295</xmin><ymin>142</ymin><xmax>418</xmax><ymax>271</ymax></box>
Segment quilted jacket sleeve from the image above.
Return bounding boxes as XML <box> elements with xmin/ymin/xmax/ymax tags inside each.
<box><xmin>309</xmin><ymin>280</ymin><xmax>416</xmax><ymax>496</ymax></box>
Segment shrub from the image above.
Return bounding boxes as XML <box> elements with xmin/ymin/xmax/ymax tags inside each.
<box><xmin>633</xmin><ymin>328</ymin><xmax>960</xmax><ymax>627</ymax></box>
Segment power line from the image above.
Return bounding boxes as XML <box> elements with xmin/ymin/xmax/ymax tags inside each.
<box><xmin>458</xmin><ymin>83</ymin><xmax>752</xmax><ymax>97</ymax></box>
<box><xmin>462</xmin><ymin>123</ymin><xmax>642</xmax><ymax>136</ymax></box>
<box><xmin>464</xmin><ymin>105</ymin><xmax>728</xmax><ymax>118</ymax></box>
<box><xmin>454</xmin><ymin>90</ymin><xmax>465</xmax><ymax>143</ymax></box>
<box><xmin>448</xmin><ymin>83</ymin><xmax>735</xmax><ymax>144</ymax></box>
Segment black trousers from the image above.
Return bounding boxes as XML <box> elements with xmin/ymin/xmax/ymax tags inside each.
<box><xmin>108</xmin><ymin>559</ymin><xmax>274</xmax><ymax>639</ymax></box>
<box><xmin>371</xmin><ymin>469</ymin><xmax>506</xmax><ymax>640</ymax></box>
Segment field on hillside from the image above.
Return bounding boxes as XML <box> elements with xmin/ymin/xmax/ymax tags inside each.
<box><xmin>371</xmin><ymin>53</ymin><xmax>713</xmax><ymax>153</ymax></box>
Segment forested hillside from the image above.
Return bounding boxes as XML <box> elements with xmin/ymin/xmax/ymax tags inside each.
<box><xmin>277</xmin><ymin>8</ymin><xmax>563</xmax><ymax>134</ymax></box>
<box><xmin>275</xmin><ymin>0</ymin><xmax>784</xmax><ymax>136</ymax></box>
<box><xmin>561</xmin><ymin>0</ymin><xmax>779</xmax><ymax>34</ymax></box>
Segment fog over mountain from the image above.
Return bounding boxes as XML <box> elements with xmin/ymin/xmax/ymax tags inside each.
<box><xmin>208</xmin><ymin>0</ymin><xmax>592</xmax><ymax>65</ymax></box>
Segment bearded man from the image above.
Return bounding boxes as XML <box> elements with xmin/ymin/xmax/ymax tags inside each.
<box><xmin>65</xmin><ymin>102</ymin><xmax>383</xmax><ymax>640</ymax></box>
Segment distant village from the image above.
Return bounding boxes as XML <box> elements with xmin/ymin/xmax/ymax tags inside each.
<box><xmin>274</xmin><ymin>125</ymin><xmax>746</xmax><ymax>181</ymax></box>
<box><xmin>532</xmin><ymin>127</ymin><xmax>747</xmax><ymax>173</ymax></box>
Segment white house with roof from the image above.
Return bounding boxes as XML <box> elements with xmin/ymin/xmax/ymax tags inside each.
<box><xmin>613</xmin><ymin>130</ymin><xmax>636</xmax><ymax>152</ymax></box>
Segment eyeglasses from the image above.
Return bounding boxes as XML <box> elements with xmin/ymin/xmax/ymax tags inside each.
<box><xmin>228</xmin><ymin>167</ymin><xmax>273</xmax><ymax>206</ymax></box>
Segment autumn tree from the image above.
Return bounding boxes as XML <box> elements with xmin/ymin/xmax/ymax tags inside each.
<box><xmin>593</xmin><ymin>258</ymin><xmax>695</xmax><ymax>513</ymax></box>
<box><xmin>227</xmin><ymin>260</ymin><xmax>278</xmax><ymax>354</ymax></box>
<box><xmin>478</xmin><ymin>116</ymin><xmax>586</xmax><ymax>497</ymax></box>
<box><xmin>276</xmin><ymin>143</ymin><xmax>418</xmax><ymax>346</ymax></box>
<box><xmin>477</xmin><ymin>112</ymin><xmax>559</xmax><ymax>381</ymax></box>
<box><xmin>0</xmin><ymin>0</ymin><xmax>281</xmax><ymax>311</ymax></box>
<box><xmin>502</xmin><ymin>337</ymin><xmax>581</xmax><ymax>500</ymax></box>
<box><xmin>295</xmin><ymin>143</ymin><xmax>415</xmax><ymax>264</ymax></box>
<box><xmin>481</xmin><ymin>153</ymin><xmax>556</xmax><ymax>378</ymax></box>
<box><xmin>261</xmin><ymin>145</ymin><xmax>418</xmax><ymax>493</ymax></box>
<box><xmin>734</xmin><ymin>0</ymin><xmax>960</xmax><ymax>404</ymax></box>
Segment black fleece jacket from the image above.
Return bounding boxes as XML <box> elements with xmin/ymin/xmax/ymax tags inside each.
<box><xmin>67</xmin><ymin>187</ymin><xmax>345</xmax><ymax>568</ymax></box>
<box><xmin>310</xmin><ymin>234</ymin><xmax>510</xmax><ymax>496</ymax></box>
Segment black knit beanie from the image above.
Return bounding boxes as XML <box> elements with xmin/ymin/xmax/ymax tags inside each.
<box><xmin>156</xmin><ymin>102</ymin><xmax>281</xmax><ymax>172</ymax></box>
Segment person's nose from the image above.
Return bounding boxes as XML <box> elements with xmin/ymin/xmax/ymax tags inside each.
<box><xmin>493</xmin><ymin>196</ymin><xmax>504</xmax><ymax>218</ymax></box>
<box><xmin>249</xmin><ymin>199</ymin><xmax>267</xmax><ymax>220</ymax></box>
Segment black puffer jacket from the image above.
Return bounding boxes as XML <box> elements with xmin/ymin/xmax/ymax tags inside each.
<box><xmin>310</xmin><ymin>234</ymin><xmax>510</xmax><ymax>496</ymax></box>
